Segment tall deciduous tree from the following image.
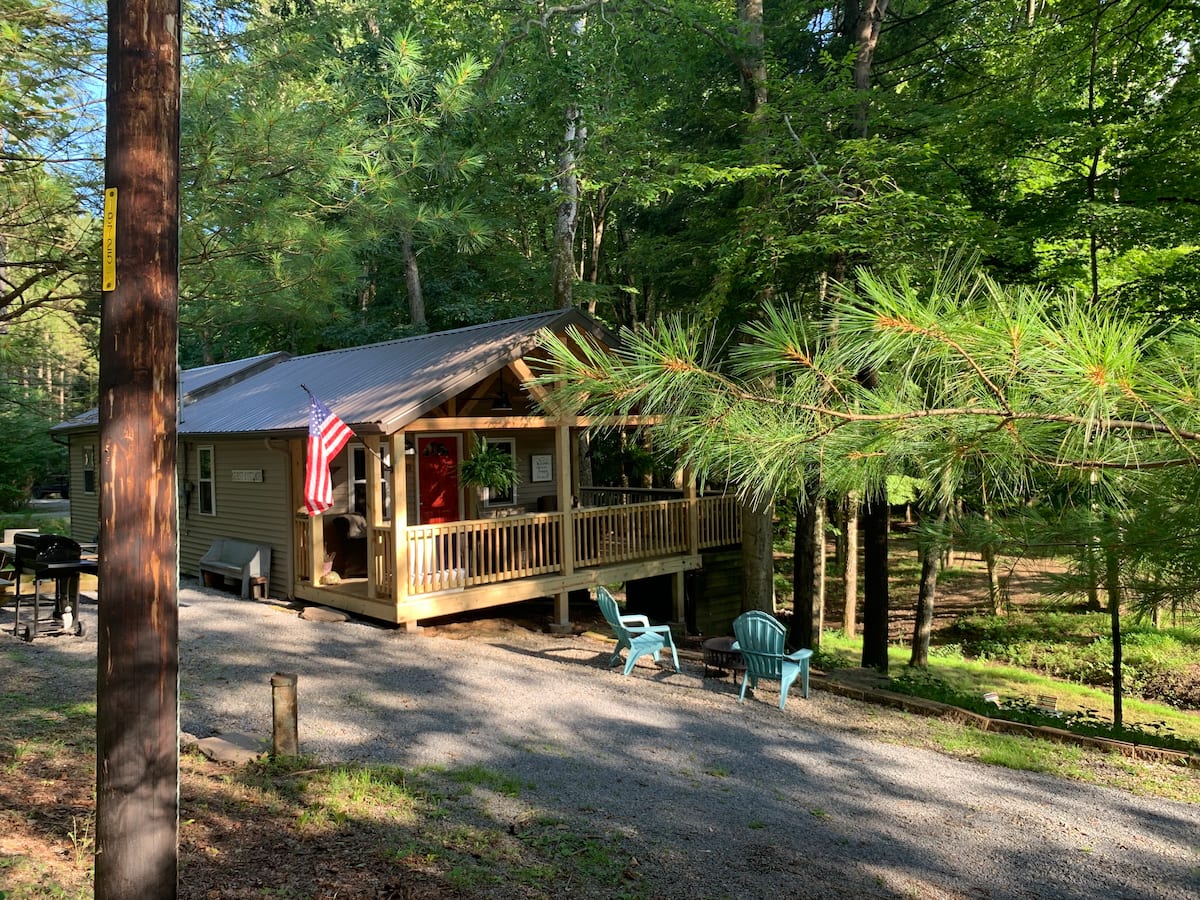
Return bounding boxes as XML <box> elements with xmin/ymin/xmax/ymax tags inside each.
<box><xmin>1</xmin><ymin>0</ymin><xmax>102</xmax><ymax>327</ymax></box>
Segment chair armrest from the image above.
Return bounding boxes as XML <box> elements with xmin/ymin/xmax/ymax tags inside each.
<box><xmin>619</xmin><ymin>614</ymin><xmax>652</xmax><ymax>628</ymax></box>
<box><xmin>785</xmin><ymin>649</ymin><xmax>813</xmax><ymax>662</ymax></box>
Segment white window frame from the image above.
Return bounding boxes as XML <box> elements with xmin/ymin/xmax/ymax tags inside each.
<box><xmin>481</xmin><ymin>437</ymin><xmax>517</xmax><ymax>508</ymax></box>
<box><xmin>82</xmin><ymin>445</ymin><xmax>96</xmax><ymax>495</ymax></box>
<box><xmin>349</xmin><ymin>443</ymin><xmax>391</xmax><ymax>519</ymax></box>
<box><xmin>197</xmin><ymin>445</ymin><xmax>216</xmax><ymax>516</ymax></box>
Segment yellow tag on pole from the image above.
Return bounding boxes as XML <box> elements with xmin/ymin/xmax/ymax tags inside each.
<box><xmin>102</xmin><ymin>188</ymin><xmax>117</xmax><ymax>292</ymax></box>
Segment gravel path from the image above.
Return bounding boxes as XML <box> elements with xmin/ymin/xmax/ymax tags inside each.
<box><xmin>8</xmin><ymin>581</ymin><xmax>1200</xmax><ymax>899</ymax></box>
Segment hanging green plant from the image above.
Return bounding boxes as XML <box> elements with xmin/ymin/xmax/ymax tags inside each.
<box><xmin>457</xmin><ymin>436</ymin><xmax>519</xmax><ymax>495</ymax></box>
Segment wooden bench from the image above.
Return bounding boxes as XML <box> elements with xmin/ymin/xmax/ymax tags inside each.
<box><xmin>199</xmin><ymin>539</ymin><xmax>271</xmax><ymax>599</ymax></box>
<box><xmin>1035</xmin><ymin>694</ymin><xmax>1059</xmax><ymax>715</ymax></box>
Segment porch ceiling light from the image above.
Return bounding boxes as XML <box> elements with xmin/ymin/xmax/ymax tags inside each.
<box><xmin>492</xmin><ymin>387</ymin><xmax>513</xmax><ymax>412</ymax></box>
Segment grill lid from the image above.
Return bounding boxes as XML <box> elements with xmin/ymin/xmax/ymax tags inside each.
<box><xmin>15</xmin><ymin>533</ymin><xmax>81</xmax><ymax>563</ymax></box>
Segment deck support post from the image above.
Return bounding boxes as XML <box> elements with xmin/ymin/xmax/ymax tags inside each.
<box><xmin>669</xmin><ymin>469</ymin><xmax>699</xmax><ymax>628</ymax></box>
<box><xmin>554</xmin><ymin>424</ymin><xmax>576</xmax><ymax>630</ymax></box>
<box><xmin>671</xmin><ymin>572</ymin><xmax>686</xmax><ymax>626</ymax></box>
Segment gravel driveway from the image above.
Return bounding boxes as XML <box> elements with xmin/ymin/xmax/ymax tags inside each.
<box><xmin>10</xmin><ymin>580</ymin><xmax>1200</xmax><ymax>899</ymax></box>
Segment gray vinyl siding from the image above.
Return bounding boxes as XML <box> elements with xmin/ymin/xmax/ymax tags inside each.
<box><xmin>179</xmin><ymin>438</ymin><xmax>291</xmax><ymax>596</ymax></box>
<box><xmin>68</xmin><ymin>435</ymin><xmax>293</xmax><ymax>597</ymax></box>
<box><xmin>476</xmin><ymin>429</ymin><xmax>558</xmax><ymax>516</ymax></box>
<box><xmin>67</xmin><ymin>432</ymin><xmax>100</xmax><ymax>543</ymax></box>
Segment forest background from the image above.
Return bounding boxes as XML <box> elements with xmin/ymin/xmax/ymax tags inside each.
<box><xmin>2</xmin><ymin>0</ymin><xmax>1199</xmax><ymax>526</ymax></box>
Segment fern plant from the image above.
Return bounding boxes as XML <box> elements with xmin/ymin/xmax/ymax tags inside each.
<box><xmin>457</xmin><ymin>437</ymin><xmax>519</xmax><ymax>495</ymax></box>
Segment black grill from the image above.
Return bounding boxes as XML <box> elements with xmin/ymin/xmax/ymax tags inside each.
<box><xmin>15</xmin><ymin>532</ymin><xmax>81</xmax><ymax>566</ymax></box>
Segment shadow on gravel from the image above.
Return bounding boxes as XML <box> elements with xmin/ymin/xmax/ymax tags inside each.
<box><xmin>175</xmin><ymin>592</ymin><xmax>1200</xmax><ymax>900</ymax></box>
<box><xmin>6</xmin><ymin>582</ymin><xmax>1200</xmax><ymax>900</ymax></box>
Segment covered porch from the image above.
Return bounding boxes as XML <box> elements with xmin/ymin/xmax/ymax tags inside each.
<box><xmin>289</xmin><ymin>422</ymin><xmax>742</xmax><ymax>630</ymax></box>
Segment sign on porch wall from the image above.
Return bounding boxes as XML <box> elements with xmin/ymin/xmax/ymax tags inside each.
<box><xmin>231</xmin><ymin>469</ymin><xmax>264</xmax><ymax>483</ymax></box>
<box><xmin>531</xmin><ymin>454</ymin><xmax>553</xmax><ymax>482</ymax></box>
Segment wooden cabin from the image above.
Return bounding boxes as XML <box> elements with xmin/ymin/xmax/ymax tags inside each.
<box><xmin>51</xmin><ymin>310</ymin><xmax>743</xmax><ymax>630</ymax></box>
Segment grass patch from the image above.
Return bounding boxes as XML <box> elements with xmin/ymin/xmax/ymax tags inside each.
<box><xmin>0</xmin><ymin>514</ymin><xmax>69</xmax><ymax>535</ymax></box>
<box><xmin>816</xmin><ymin>629</ymin><xmax>1200</xmax><ymax>751</ymax></box>
<box><xmin>444</xmin><ymin>763</ymin><xmax>527</xmax><ymax>796</ymax></box>
<box><xmin>925</xmin><ymin>725</ymin><xmax>1088</xmax><ymax>774</ymax></box>
<box><xmin>947</xmin><ymin>612</ymin><xmax>1200</xmax><ymax>705</ymax></box>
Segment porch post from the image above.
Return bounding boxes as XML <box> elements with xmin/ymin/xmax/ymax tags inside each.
<box><xmin>309</xmin><ymin>516</ymin><xmax>326</xmax><ymax>586</ymax></box>
<box><xmin>390</xmin><ymin>433</ymin><xmax>409</xmax><ymax>621</ymax></box>
<box><xmin>364</xmin><ymin>434</ymin><xmax>383</xmax><ymax>600</ymax></box>
<box><xmin>295</xmin><ymin>441</ymin><xmax>326</xmax><ymax>586</ymax></box>
<box><xmin>553</xmin><ymin>423</ymin><xmax>575</xmax><ymax>630</ymax></box>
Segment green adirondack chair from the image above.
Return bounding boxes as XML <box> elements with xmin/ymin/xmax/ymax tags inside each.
<box><xmin>596</xmin><ymin>586</ymin><xmax>680</xmax><ymax>676</ymax></box>
<box><xmin>732</xmin><ymin>610</ymin><xmax>813</xmax><ymax>710</ymax></box>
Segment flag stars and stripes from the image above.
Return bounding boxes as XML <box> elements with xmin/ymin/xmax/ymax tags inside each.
<box><xmin>303</xmin><ymin>388</ymin><xmax>354</xmax><ymax>517</ymax></box>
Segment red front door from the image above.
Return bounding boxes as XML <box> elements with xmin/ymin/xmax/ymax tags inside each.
<box><xmin>417</xmin><ymin>436</ymin><xmax>460</xmax><ymax>524</ymax></box>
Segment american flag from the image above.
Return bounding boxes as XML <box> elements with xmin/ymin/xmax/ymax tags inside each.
<box><xmin>304</xmin><ymin>389</ymin><xmax>354</xmax><ymax>516</ymax></box>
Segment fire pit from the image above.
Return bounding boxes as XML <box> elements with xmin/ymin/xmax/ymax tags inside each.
<box><xmin>702</xmin><ymin>636</ymin><xmax>745</xmax><ymax>683</ymax></box>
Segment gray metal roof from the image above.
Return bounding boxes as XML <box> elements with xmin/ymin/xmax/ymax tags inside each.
<box><xmin>180</xmin><ymin>309</ymin><xmax>606</xmax><ymax>436</ymax></box>
<box><xmin>56</xmin><ymin>309</ymin><xmax>609</xmax><ymax>437</ymax></box>
<box><xmin>51</xmin><ymin>351</ymin><xmax>291</xmax><ymax>433</ymax></box>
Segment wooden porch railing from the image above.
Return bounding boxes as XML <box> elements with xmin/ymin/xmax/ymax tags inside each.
<box><xmin>697</xmin><ymin>495</ymin><xmax>741</xmax><ymax>549</ymax></box>
<box><xmin>405</xmin><ymin>512</ymin><xmax>563</xmax><ymax>595</ymax></box>
<box><xmin>302</xmin><ymin>495</ymin><xmax>743</xmax><ymax>598</ymax></box>
<box><xmin>578</xmin><ymin>486</ymin><xmax>683</xmax><ymax>506</ymax></box>
<box><xmin>294</xmin><ymin>515</ymin><xmax>311</xmax><ymax>582</ymax></box>
<box><xmin>572</xmin><ymin>499</ymin><xmax>689</xmax><ymax>568</ymax></box>
<box><xmin>371</xmin><ymin>527</ymin><xmax>394</xmax><ymax>597</ymax></box>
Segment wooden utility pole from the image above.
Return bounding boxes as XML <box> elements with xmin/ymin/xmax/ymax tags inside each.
<box><xmin>95</xmin><ymin>1</ymin><xmax>181</xmax><ymax>897</ymax></box>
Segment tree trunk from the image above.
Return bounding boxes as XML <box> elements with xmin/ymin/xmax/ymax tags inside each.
<box><xmin>551</xmin><ymin>101</ymin><xmax>581</xmax><ymax>308</ymax></box>
<box><xmin>851</xmin><ymin>0</ymin><xmax>890</xmax><ymax>136</ymax></box>
<box><xmin>741</xmin><ymin>501</ymin><xmax>775</xmax><ymax>613</ymax></box>
<box><xmin>96</xmin><ymin>1</ymin><xmax>181</xmax><ymax>896</ymax></box>
<box><xmin>550</xmin><ymin>12</ymin><xmax>588</xmax><ymax>309</ymax></box>
<box><xmin>842</xmin><ymin>493</ymin><xmax>859</xmax><ymax>636</ymax></box>
<box><xmin>816</xmin><ymin>500</ymin><xmax>826</xmax><ymax>641</ymax></box>
<box><xmin>793</xmin><ymin>489</ymin><xmax>819</xmax><ymax>650</ymax></box>
<box><xmin>860</xmin><ymin>491</ymin><xmax>889</xmax><ymax>672</ymax></box>
<box><xmin>982</xmin><ymin>501</ymin><xmax>1003</xmax><ymax>615</ymax></box>
<box><xmin>910</xmin><ymin>492</ymin><xmax>950</xmax><ymax>669</ymax></box>
<box><xmin>1106</xmin><ymin>535</ymin><xmax>1124</xmax><ymax>729</ymax></box>
<box><xmin>402</xmin><ymin>230</ymin><xmax>425</xmax><ymax>327</ymax></box>
<box><xmin>736</xmin><ymin>0</ymin><xmax>767</xmax><ymax>114</ymax></box>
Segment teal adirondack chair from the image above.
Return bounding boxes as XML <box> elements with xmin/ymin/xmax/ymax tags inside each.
<box><xmin>731</xmin><ymin>610</ymin><xmax>813</xmax><ymax>710</ymax></box>
<box><xmin>596</xmin><ymin>586</ymin><xmax>680</xmax><ymax>676</ymax></box>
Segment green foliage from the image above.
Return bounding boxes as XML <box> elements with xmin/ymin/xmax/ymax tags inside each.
<box><xmin>457</xmin><ymin>436</ymin><xmax>519</xmax><ymax>494</ymax></box>
<box><xmin>539</xmin><ymin>259</ymin><xmax>1200</xmax><ymax>513</ymax></box>
<box><xmin>888</xmin><ymin>669</ymin><xmax>1199</xmax><ymax>755</ymax></box>
<box><xmin>0</xmin><ymin>384</ymin><xmax>68</xmax><ymax>511</ymax></box>
<box><xmin>947</xmin><ymin>613</ymin><xmax>1200</xmax><ymax>707</ymax></box>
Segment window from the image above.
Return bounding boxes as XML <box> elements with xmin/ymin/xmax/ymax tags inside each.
<box><xmin>349</xmin><ymin>444</ymin><xmax>390</xmax><ymax>519</ymax></box>
<box><xmin>482</xmin><ymin>438</ymin><xmax>516</xmax><ymax>507</ymax></box>
<box><xmin>197</xmin><ymin>446</ymin><xmax>215</xmax><ymax>515</ymax></box>
<box><xmin>82</xmin><ymin>445</ymin><xmax>96</xmax><ymax>495</ymax></box>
